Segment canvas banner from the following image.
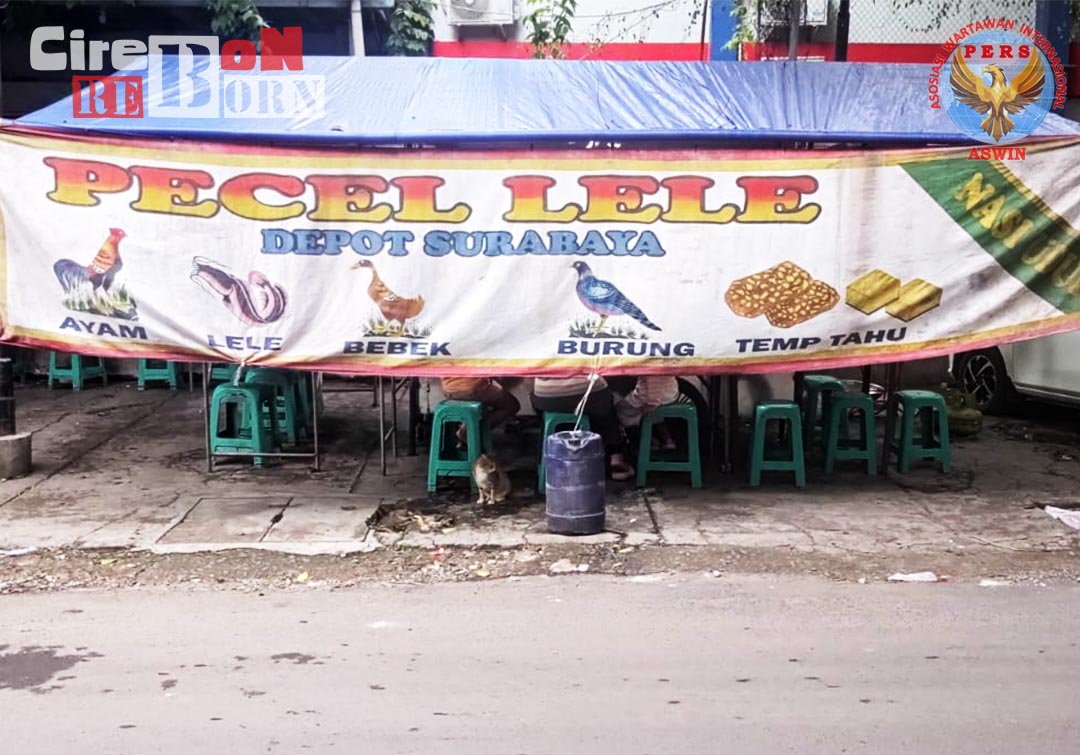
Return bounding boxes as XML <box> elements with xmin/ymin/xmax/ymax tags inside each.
<box><xmin>1</xmin><ymin>128</ymin><xmax>1079</xmax><ymax>377</ymax></box>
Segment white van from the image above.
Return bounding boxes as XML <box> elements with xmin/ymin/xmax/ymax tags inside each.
<box><xmin>951</xmin><ymin>331</ymin><xmax>1080</xmax><ymax>413</ymax></box>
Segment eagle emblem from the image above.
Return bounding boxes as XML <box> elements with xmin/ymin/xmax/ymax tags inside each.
<box><xmin>949</xmin><ymin>50</ymin><xmax>1045</xmax><ymax>142</ymax></box>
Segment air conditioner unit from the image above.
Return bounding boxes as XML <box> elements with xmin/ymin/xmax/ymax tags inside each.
<box><xmin>446</xmin><ymin>0</ymin><xmax>516</xmax><ymax>26</ymax></box>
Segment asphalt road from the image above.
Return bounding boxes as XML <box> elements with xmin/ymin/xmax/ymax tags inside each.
<box><xmin>3</xmin><ymin>575</ymin><xmax>1079</xmax><ymax>754</ymax></box>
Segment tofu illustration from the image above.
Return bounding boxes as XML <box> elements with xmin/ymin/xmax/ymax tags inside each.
<box><xmin>886</xmin><ymin>279</ymin><xmax>942</xmax><ymax>322</ymax></box>
<box><xmin>846</xmin><ymin>270</ymin><xmax>901</xmax><ymax>314</ymax></box>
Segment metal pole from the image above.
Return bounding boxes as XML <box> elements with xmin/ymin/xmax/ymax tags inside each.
<box><xmin>835</xmin><ymin>0</ymin><xmax>850</xmax><ymax>62</ymax></box>
<box><xmin>879</xmin><ymin>363</ymin><xmax>901</xmax><ymax>475</ymax></box>
<box><xmin>378</xmin><ymin>375</ymin><xmax>386</xmax><ymax>475</ymax></box>
<box><xmin>202</xmin><ymin>362</ymin><xmax>212</xmax><ymax>473</ymax></box>
<box><xmin>788</xmin><ymin>0</ymin><xmax>801</xmax><ymax>60</ymax></box>
<box><xmin>350</xmin><ymin>0</ymin><xmax>366</xmax><ymax>56</ymax></box>
<box><xmin>391</xmin><ymin>378</ymin><xmax>399</xmax><ymax>458</ymax></box>
<box><xmin>311</xmin><ymin>371</ymin><xmax>321</xmax><ymax>472</ymax></box>
<box><xmin>708</xmin><ymin>376</ymin><xmax>720</xmax><ymax>462</ymax></box>
<box><xmin>698</xmin><ymin>0</ymin><xmax>709</xmax><ymax>62</ymax></box>
<box><xmin>723</xmin><ymin>374</ymin><xmax>738</xmax><ymax>473</ymax></box>
<box><xmin>0</xmin><ymin>14</ymin><xmax>5</xmax><ymax>120</ymax></box>
<box><xmin>408</xmin><ymin>377</ymin><xmax>419</xmax><ymax>456</ymax></box>
<box><xmin>0</xmin><ymin>349</ymin><xmax>15</xmax><ymax>436</ymax></box>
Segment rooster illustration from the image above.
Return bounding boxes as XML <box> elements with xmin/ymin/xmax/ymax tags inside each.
<box><xmin>950</xmin><ymin>52</ymin><xmax>1045</xmax><ymax>142</ymax></box>
<box><xmin>54</xmin><ymin>228</ymin><xmax>127</xmax><ymax>294</ymax></box>
<box><xmin>351</xmin><ymin>259</ymin><xmax>425</xmax><ymax>336</ymax></box>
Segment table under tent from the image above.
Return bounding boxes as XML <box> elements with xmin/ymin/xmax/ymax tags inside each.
<box><xmin>5</xmin><ymin>57</ymin><xmax>1080</xmax><ymax>479</ymax></box>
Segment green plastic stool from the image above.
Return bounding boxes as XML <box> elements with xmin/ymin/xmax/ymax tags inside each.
<box><xmin>799</xmin><ymin>374</ymin><xmax>847</xmax><ymax>445</ymax></box>
<box><xmin>890</xmin><ymin>390</ymin><xmax>951</xmax><ymax>473</ymax></box>
<box><xmin>427</xmin><ymin>400</ymin><xmax>492</xmax><ymax>493</ymax></box>
<box><xmin>137</xmin><ymin>359</ymin><xmax>182</xmax><ymax>390</ymax></box>
<box><xmin>823</xmin><ymin>392</ymin><xmax>877</xmax><ymax>474</ymax></box>
<box><xmin>749</xmin><ymin>401</ymin><xmax>806</xmax><ymax>487</ymax></box>
<box><xmin>245</xmin><ymin>368</ymin><xmax>304</xmax><ymax>446</ymax></box>
<box><xmin>635</xmin><ymin>403</ymin><xmax>702</xmax><ymax>488</ymax></box>
<box><xmin>210</xmin><ymin>363</ymin><xmax>239</xmax><ymax>384</ymax></box>
<box><xmin>537</xmin><ymin>412</ymin><xmax>591</xmax><ymax>494</ymax></box>
<box><xmin>48</xmin><ymin>352</ymin><xmax>107</xmax><ymax>391</ymax></box>
<box><xmin>209</xmin><ymin>383</ymin><xmax>280</xmax><ymax>467</ymax></box>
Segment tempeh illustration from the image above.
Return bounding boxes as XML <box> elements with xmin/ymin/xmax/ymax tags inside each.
<box><xmin>725</xmin><ymin>262</ymin><xmax>838</xmax><ymax>328</ymax></box>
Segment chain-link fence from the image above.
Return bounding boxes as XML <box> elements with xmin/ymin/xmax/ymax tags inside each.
<box><xmin>851</xmin><ymin>0</ymin><xmax>1036</xmax><ymax>44</ymax></box>
<box><xmin>736</xmin><ymin>0</ymin><xmax>1045</xmax><ymax>61</ymax></box>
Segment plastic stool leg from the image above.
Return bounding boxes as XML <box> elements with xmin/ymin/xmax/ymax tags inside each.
<box><xmin>686</xmin><ymin>414</ymin><xmax>702</xmax><ymax>488</ymax></box>
<box><xmin>636</xmin><ymin>414</ymin><xmax>653</xmax><ymax>488</ymax></box>
<box><xmin>749</xmin><ymin>417</ymin><xmax>766</xmax><ymax>487</ymax></box>
<box><xmin>860</xmin><ymin>407</ymin><xmax>878</xmax><ymax>475</ymax></box>
<box><xmin>789</xmin><ymin>417</ymin><xmax>806</xmax><ymax>487</ymax></box>
<box><xmin>898</xmin><ymin>408</ymin><xmax>914</xmax><ymax>473</ymax></box>
<box><xmin>937</xmin><ymin>407</ymin><xmax>952</xmax><ymax>473</ymax></box>
<box><xmin>824</xmin><ymin>406</ymin><xmax>841</xmax><ymax>473</ymax></box>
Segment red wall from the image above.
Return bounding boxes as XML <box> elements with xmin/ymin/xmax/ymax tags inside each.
<box><xmin>740</xmin><ymin>42</ymin><xmax>940</xmax><ymax>62</ymax></box>
<box><xmin>433</xmin><ymin>41</ymin><xmax>709</xmax><ymax>61</ymax></box>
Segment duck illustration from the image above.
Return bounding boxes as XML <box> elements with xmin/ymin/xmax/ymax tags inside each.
<box><xmin>571</xmin><ymin>261</ymin><xmax>660</xmax><ymax>335</ymax></box>
<box><xmin>352</xmin><ymin>259</ymin><xmax>425</xmax><ymax>336</ymax></box>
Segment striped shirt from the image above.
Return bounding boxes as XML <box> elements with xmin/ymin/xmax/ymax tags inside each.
<box><xmin>532</xmin><ymin>376</ymin><xmax>608</xmax><ymax>398</ymax></box>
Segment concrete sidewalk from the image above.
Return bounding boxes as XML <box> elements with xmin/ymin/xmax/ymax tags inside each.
<box><xmin>0</xmin><ymin>381</ymin><xmax>1078</xmax><ymax>563</ymax></box>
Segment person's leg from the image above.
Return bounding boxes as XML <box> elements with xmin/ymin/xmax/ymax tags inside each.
<box><xmin>615</xmin><ymin>392</ymin><xmax>645</xmax><ymax>429</ymax></box>
<box><xmin>443</xmin><ymin>389</ymin><xmax>473</xmax><ymax>447</ymax></box>
<box><xmin>581</xmin><ymin>388</ymin><xmax>624</xmax><ymax>449</ymax></box>
<box><xmin>654</xmin><ymin>420</ymin><xmax>676</xmax><ymax>450</ymax></box>
<box><xmin>472</xmin><ymin>381</ymin><xmax>520</xmax><ymax>428</ymax></box>
<box><xmin>445</xmin><ymin>379</ymin><xmax>517</xmax><ymax>446</ymax></box>
<box><xmin>582</xmin><ymin>389</ymin><xmax>635</xmax><ymax>479</ymax></box>
<box><xmin>489</xmin><ymin>390</ymin><xmax>521</xmax><ymax>428</ymax></box>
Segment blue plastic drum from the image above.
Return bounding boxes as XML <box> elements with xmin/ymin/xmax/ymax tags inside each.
<box><xmin>544</xmin><ymin>430</ymin><xmax>606</xmax><ymax>535</ymax></box>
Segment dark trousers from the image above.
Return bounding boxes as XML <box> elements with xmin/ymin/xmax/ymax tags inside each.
<box><xmin>530</xmin><ymin>387</ymin><xmax>626</xmax><ymax>455</ymax></box>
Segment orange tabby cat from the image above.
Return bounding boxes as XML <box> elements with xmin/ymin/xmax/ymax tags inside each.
<box><xmin>472</xmin><ymin>453</ymin><xmax>511</xmax><ymax>505</ymax></box>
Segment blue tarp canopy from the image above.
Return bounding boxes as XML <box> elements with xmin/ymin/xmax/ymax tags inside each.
<box><xmin>14</xmin><ymin>56</ymin><xmax>1080</xmax><ymax>145</ymax></box>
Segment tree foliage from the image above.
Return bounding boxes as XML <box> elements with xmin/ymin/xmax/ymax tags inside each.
<box><xmin>205</xmin><ymin>0</ymin><xmax>268</xmax><ymax>43</ymax></box>
<box><xmin>2</xmin><ymin>1</ymin><xmax>268</xmax><ymax>44</ymax></box>
<box><xmin>525</xmin><ymin>0</ymin><xmax>578</xmax><ymax>59</ymax></box>
<box><xmin>386</xmin><ymin>0</ymin><xmax>434</xmax><ymax>56</ymax></box>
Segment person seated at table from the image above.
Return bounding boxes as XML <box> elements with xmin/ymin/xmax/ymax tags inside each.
<box><xmin>616</xmin><ymin>376</ymin><xmax>679</xmax><ymax>451</ymax></box>
<box><xmin>531</xmin><ymin>376</ymin><xmax>635</xmax><ymax>481</ymax></box>
<box><xmin>441</xmin><ymin>377</ymin><xmax>520</xmax><ymax>448</ymax></box>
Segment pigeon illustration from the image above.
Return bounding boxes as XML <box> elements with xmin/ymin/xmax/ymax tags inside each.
<box><xmin>571</xmin><ymin>261</ymin><xmax>661</xmax><ymax>335</ymax></box>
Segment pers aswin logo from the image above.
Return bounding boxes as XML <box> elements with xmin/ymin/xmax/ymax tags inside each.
<box><xmin>31</xmin><ymin>26</ymin><xmax>324</xmax><ymax>120</ymax></box>
<box><xmin>927</xmin><ymin>18</ymin><xmax>1066</xmax><ymax>159</ymax></box>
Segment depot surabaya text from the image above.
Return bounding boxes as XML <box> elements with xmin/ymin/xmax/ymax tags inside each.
<box><xmin>29</xmin><ymin>26</ymin><xmax>314</xmax><ymax>119</ymax></box>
